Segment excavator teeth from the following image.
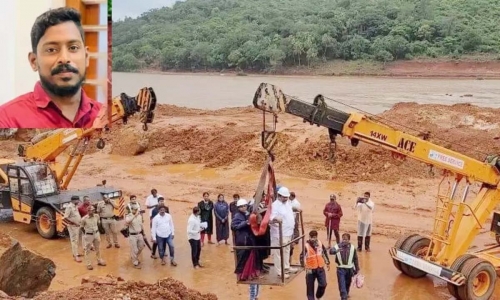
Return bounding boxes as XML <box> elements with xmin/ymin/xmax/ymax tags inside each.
<box><xmin>253</xmin><ymin>83</ymin><xmax>288</xmax><ymax>113</ymax></box>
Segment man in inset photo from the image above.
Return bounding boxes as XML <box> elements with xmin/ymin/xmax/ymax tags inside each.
<box><xmin>0</xmin><ymin>7</ymin><xmax>105</xmax><ymax>128</ymax></box>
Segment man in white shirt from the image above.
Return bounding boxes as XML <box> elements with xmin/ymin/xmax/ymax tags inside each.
<box><xmin>187</xmin><ymin>206</ymin><xmax>204</xmax><ymax>268</ymax></box>
<box><xmin>145</xmin><ymin>189</ymin><xmax>163</xmax><ymax>219</ymax></box>
<box><xmin>288</xmin><ymin>192</ymin><xmax>301</xmax><ymax>264</ymax></box>
<box><xmin>151</xmin><ymin>205</ymin><xmax>176</xmax><ymax>266</ymax></box>
<box><xmin>270</xmin><ymin>186</ymin><xmax>298</xmax><ymax>279</ymax></box>
<box><xmin>355</xmin><ymin>191</ymin><xmax>375</xmax><ymax>252</ymax></box>
<box><xmin>289</xmin><ymin>192</ymin><xmax>301</xmax><ymax>210</ymax></box>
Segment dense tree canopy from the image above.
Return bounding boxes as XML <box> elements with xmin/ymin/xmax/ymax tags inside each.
<box><xmin>108</xmin><ymin>0</ymin><xmax>112</xmax><ymax>19</ymax></box>
<box><xmin>112</xmin><ymin>0</ymin><xmax>500</xmax><ymax>72</ymax></box>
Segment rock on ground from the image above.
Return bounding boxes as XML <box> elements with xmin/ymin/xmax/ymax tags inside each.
<box><xmin>31</xmin><ymin>275</ymin><xmax>218</xmax><ymax>300</ymax></box>
<box><xmin>0</xmin><ymin>235</ymin><xmax>56</xmax><ymax>298</ymax></box>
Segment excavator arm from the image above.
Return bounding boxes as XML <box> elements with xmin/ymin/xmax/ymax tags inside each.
<box><xmin>252</xmin><ymin>83</ymin><xmax>500</xmax><ymax>184</ymax></box>
<box><xmin>17</xmin><ymin>87</ymin><xmax>157</xmax><ymax>189</ymax></box>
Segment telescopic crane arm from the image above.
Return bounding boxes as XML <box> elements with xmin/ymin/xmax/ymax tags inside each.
<box><xmin>17</xmin><ymin>87</ymin><xmax>157</xmax><ymax>189</ymax></box>
<box><xmin>252</xmin><ymin>83</ymin><xmax>500</xmax><ymax>185</ymax></box>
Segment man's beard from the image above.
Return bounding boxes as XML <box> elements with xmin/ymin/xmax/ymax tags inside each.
<box><xmin>39</xmin><ymin>71</ymin><xmax>86</xmax><ymax>97</ymax></box>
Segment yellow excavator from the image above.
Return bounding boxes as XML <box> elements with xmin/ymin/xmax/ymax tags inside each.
<box><xmin>0</xmin><ymin>87</ymin><xmax>157</xmax><ymax>239</ymax></box>
<box><xmin>252</xmin><ymin>83</ymin><xmax>500</xmax><ymax>300</ymax></box>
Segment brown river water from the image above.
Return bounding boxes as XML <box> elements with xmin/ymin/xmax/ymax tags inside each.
<box><xmin>112</xmin><ymin>72</ymin><xmax>500</xmax><ymax>113</ymax></box>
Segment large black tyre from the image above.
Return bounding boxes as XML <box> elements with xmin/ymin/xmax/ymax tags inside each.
<box><xmin>400</xmin><ymin>235</ymin><xmax>431</xmax><ymax>278</ymax></box>
<box><xmin>392</xmin><ymin>233</ymin><xmax>420</xmax><ymax>272</ymax></box>
<box><xmin>35</xmin><ymin>206</ymin><xmax>57</xmax><ymax>239</ymax></box>
<box><xmin>457</xmin><ymin>257</ymin><xmax>497</xmax><ymax>300</ymax></box>
<box><xmin>447</xmin><ymin>254</ymin><xmax>476</xmax><ymax>299</ymax></box>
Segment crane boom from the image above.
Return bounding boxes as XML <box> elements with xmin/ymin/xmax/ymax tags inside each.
<box><xmin>17</xmin><ymin>87</ymin><xmax>157</xmax><ymax>189</ymax></box>
<box><xmin>252</xmin><ymin>83</ymin><xmax>500</xmax><ymax>186</ymax></box>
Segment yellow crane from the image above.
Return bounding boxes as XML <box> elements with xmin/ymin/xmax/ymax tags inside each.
<box><xmin>251</xmin><ymin>83</ymin><xmax>500</xmax><ymax>300</ymax></box>
<box><xmin>0</xmin><ymin>87</ymin><xmax>157</xmax><ymax>239</ymax></box>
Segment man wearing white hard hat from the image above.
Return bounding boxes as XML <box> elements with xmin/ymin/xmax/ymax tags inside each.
<box><xmin>270</xmin><ymin>186</ymin><xmax>298</xmax><ymax>279</ymax></box>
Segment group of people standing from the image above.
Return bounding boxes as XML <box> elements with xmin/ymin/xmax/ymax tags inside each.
<box><xmin>63</xmin><ymin>186</ymin><xmax>374</xmax><ymax>300</ymax></box>
<box><xmin>62</xmin><ymin>194</ymin><xmax>120</xmax><ymax>270</ymax></box>
<box><xmin>323</xmin><ymin>191</ymin><xmax>375</xmax><ymax>252</ymax></box>
<box><xmin>321</xmin><ymin>191</ymin><xmax>375</xmax><ymax>300</ymax></box>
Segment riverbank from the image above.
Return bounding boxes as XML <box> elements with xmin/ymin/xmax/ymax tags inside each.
<box><xmin>136</xmin><ymin>58</ymin><xmax>500</xmax><ymax>79</ymax></box>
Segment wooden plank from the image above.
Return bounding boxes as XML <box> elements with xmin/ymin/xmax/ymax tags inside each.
<box><xmin>65</xmin><ymin>0</ymin><xmax>86</xmax><ymax>21</ymax></box>
<box><xmin>82</xmin><ymin>84</ymin><xmax>97</xmax><ymax>100</ymax></box>
<box><xmin>86</xmin><ymin>58</ymin><xmax>97</xmax><ymax>80</ymax></box>
<box><xmin>84</xmin><ymin>4</ymin><xmax>100</xmax><ymax>24</ymax></box>
<box><xmin>88</xmin><ymin>52</ymin><xmax>107</xmax><ymax>59</ymax></box>
<box><xmin>82</xmin><ymin>0</ymin><xmax>106</xmax><ymax>4</ymax></box>
<box><xmin>85</xmin><ymin>32</ymin><xmax>98</xmax><ymax>56</ymax></box>
<box><xmin>82</xmin><ymin>25</ymin><xmax>107</xmax><ymax>32</ymax></box>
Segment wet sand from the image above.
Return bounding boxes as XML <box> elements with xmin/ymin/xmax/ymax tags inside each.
<box><xmin>1</xmin><ymin>153</ymin><xmax>498</xmax><ymax>299</ymax></box>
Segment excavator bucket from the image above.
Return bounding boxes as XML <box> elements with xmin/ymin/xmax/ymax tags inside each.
<box><xmin>252</xmin><ymin>83</ymin><xmax>290</xmax><ymax>113</ymax></box>
<box><xmin>136</xmin><ymin>87</ymin><xmax>157</xmax><ymax>129</ymax></box>
<box><xmin>117</xmin><ymin>87</ymin><xmax>157</xmax><ymax>130</ymax></box>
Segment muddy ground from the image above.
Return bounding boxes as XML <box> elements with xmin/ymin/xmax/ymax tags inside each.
<box><xmin>0</xmin><ymin>101</ymin><xmax>499</xmax><ymax>299</ymax></box>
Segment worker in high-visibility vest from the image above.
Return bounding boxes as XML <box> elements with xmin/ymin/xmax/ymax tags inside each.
<box><xmin>302</xmin><ymin>230</ymin><xmax>330</xmax><ymax>300</ymax></box>
<box><xmin>330</xmin><ymin>233</ymin><xmax>360</xmax><ymax>300</ymax></box>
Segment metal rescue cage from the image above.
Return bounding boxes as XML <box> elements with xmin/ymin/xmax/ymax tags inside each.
<box><xmin>233</xmin><ymin>210</ymin><xmax>306</xmax><ymax>286</ymax></box>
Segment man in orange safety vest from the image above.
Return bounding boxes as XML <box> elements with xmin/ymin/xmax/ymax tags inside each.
<box><xmin>301</xmin><ymin>230</ymin><xmax>330</xmax><ymax>300</ymax></box>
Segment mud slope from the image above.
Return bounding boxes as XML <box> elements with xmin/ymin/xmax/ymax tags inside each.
<box><xmin>98</xmin><ymin>102</ymin><xmax>500</xmax><ymax>183</ymax></box>
<box><xmin>23</xmin><ymin>275</ymin><xmax>218</xmax><ymax>300</ymax></box>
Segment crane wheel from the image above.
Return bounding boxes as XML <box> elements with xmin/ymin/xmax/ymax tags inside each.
<box><xmin>456</xmin><ymin>257</ymin><xmax>497</xmax><ymax>300</ymax></box>
<box><xmin>447</xmin><ymin>254</ymin><xmax>476</xmax><ymax>298</ymax></box>
<box><xmin>97</xmin><ymin>139</ymin><xmax>105</xmax><ymax>149</ymax></box>
<box><xmin>35</xmin><ymin>207</ymin><xmax>57</xmax><ymax>239</ymax></box>
<box><xmin>400</xmin><ymin>235</ymin><xmax>431</xmax><ymax>278</ymax></box>
<box><xmin>392</xmin><ymin>233</ymin><xmax>420</xmax><ymax>272</ymax></box>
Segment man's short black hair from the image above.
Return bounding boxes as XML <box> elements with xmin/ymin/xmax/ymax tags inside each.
<box><xmin>309</xmin><ymin>230</ymin><xmax>318</xmax><ymax>238</ymax></box>
<box><xmin>158</xmin><ymin>197</ymin><xmax>165</xmax><ymax>201</ymax></box>
<box><xmin>342</xmin><ymin>233</ymin><xmax>351</xmax><ymax>240</ymax></box>
<box><xmin>31</xmin><ymin>7</ymin><xmax>85</xmax><ymax>52</ymax></box>
<box><xmin>364</xmin><ymin>191</ymin><xmax>370</xmax><ymax>197</ymax></box>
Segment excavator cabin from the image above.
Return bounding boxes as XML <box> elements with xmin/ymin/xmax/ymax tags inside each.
<box><xmin>0</xmin><ymin>161</ymin><xmax>124</xmax><ymax>239</ymax></box>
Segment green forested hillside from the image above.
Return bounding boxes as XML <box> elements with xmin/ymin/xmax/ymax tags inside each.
<box><xmin>112</xmin><ymin>0</ymin><xmax>500</xmax><ymax>72</ymax></box>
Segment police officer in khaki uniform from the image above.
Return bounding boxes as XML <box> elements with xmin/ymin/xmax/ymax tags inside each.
<box><xmin>63</xmin><ymin>195</ymin><xmax>83</xmax><ymax>263</ymax></box>
<box><xmin>80</xmin><ymin>205</ymin><xmax>107</xmax><ymax>270</ymax></box>
<box><xmin>97</xmin><ymin>195</ymin><xmax>120</xmax><ymax>248</ymax></box>
<box><xmin>125</xmin><ymin>205</ymin><xmax>145</xmax><ymax>269</ymax></box>
<box><xmin>126</xmin><ymin>195</ymin><xmax>142</xmax><ymax>214</ymax></box>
